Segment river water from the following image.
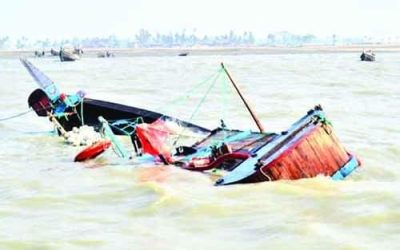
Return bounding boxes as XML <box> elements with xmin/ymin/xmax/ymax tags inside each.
<box><xmin>0</xmin><ymin>52</ymin><xmax>399</xmax><ymax>249</ymax></box>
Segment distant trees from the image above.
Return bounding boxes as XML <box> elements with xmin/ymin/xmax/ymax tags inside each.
<box><xmin>16</xmin><ymin>36</ymin><xmax>30</xmax><ymax>49</ymax></box>
<box><xmin>0</xmin><ymin>36</ymin><xmax>10</xmax><ymax>49</ymax></box>
<box><xmin>1</xmin><ymin>30</ymin><xmax>380</xmax><ymax>50</ymax></box>
<box><xmin>128</xmin><ymin>29</ymin><xmax>258</xmax><ymax>47</ymax></box>
<box><xmin>262</xmin><ymin>32</ymin><xmax>317</xmax><ymax>46</ymax></box>
<box><xmin>135</xmin><ymin>29</ymin><xmax>152</xmax><ymax>47</ymax></box>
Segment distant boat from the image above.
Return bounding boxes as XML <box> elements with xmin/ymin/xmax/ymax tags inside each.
<box><xmin>73</xmin><ymin>47</ymin><xmax>84</xmax><ymax>56</ymax></box>
<box><xmin>34</xmin><ymin>50</ymin><xmax>45</xmax><ymax>57</ymax></box>
<box><xmin>50</xmin><ymin>48</ymin><xmax>59</xmax><ymax>56</ymax></box>
<box><xmin>178</xmin><ymin>52</ymin><xmax>189</xmax><ymax>56</ymax></box>
<box><xmin>59</xmin><ymin>49</ymin><xmax>80</xmax><ymax>62</ymax></box>
<box><xmin>360</xmin><ymin>50</ymin><xmax>375</xmax><ymax>61</ymax></box>
<box><xmin>97</xmin><ymin>50</ymin><xmax>114</xmax><ymax>58</ymax></box>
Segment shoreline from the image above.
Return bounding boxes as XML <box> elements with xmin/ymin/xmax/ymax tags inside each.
<box><xmin>2</xmin><ymin>44</ymin><xmax>400</xmax><ymax>58</ymax></box>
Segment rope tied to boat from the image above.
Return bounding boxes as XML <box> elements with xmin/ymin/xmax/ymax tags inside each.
<box><xmin>106</xmin><ymin>117</ymin><xmax>145</xmax><ymax>136</ymax></box>
<box><xmin>314</xmin><ymin>112</ymin><xmax>333</xmax><ymax>134</ymax></box>
<box><xmin>80</xmin><ymin>99</ymin><xmax>84</xmax><ymax>126</ymax></box>
<box><xmin>173</xmin><ymin>69</ymin><xmax>223</xmax><ymax>142</ymax></box>
<box><xmin>128</xmin><ymin>66</ymin><xmax>255</xmax><ymax>161</ymax></box>
<box><xmin>0</xmin><ymin>108</ymin><xmax>34</xmax><ymax>122</ymax></box>
<box><xmin>316</xmin><ymin>113</ymin><xmax>332</xmax><ymax>126</ymax></box>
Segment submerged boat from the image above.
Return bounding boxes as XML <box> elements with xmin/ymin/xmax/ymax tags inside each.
<box><xmin>21</xmin><ymin>58</ymin><xmax>209</xmax><ymax>136</ymax></box>
<box><xmin>115</xmin><ymin>64</ymin><xmax>360</xmax><ymax>184</ymax></box>
<box><xmin>360</xmin><ymin>50</ymin><xmax>375</xmax><ymax>61</ymax></box>
<box><xmin>22</xmin><ymin>58</ymin><xmax>360</xmax><ymax>184</ymax></box>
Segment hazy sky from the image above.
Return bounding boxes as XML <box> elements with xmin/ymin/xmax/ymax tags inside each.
<box><xmin>1</xmin><ymin>0</ymin><xmax>399</xmax><ymax>39</ymax></box>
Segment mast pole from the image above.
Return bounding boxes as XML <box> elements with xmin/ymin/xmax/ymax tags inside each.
<box><xmin>220</xmin><ymin>62</ymin><xmax>265</xmax><ymax>133</ymax></box>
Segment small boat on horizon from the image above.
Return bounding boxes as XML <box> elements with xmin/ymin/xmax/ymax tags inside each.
<box><xmin>34</xmin><ymin>50</ymin><xmax>45</xmax><ymax>57</ymax></box>
<box><xmin>50</xmin><ymin>48</ymin><xmax>59</xmax><ymax>56</ymax></box>
<box><xmin>97</xmin><ymin>50</ymin><xmax>114</xmax><ymax>58</ymax></box>
<box><xmin>59</xmin><ymin>46</ymin><xmax>83</xmax><ymax>62</ymax></box>
<box><xmin>360</xmin><ymin>49</ymin><xmax>375</xmax><ymax>61</ymax></box>
<box><xmin>59</xmin><ymin>49</ymin><xmax>80</xmax><ymax>62</ymax></box>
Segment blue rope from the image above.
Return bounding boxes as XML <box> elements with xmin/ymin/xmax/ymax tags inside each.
<box><xmin>0</xmin><ymin>108</ymin><xmax>33</xmax><ymax>122</ymax></box>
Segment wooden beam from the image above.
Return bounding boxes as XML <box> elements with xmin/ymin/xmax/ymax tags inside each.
<box><xmin>220</xmin><ymin>62</ymin><xmax>265</xmax><ymax>133</ymax></box>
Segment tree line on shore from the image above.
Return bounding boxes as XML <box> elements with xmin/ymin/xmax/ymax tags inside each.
<box><xmin>0</xmin><ymin>30</ymin><xmax>382</xmax><ymax>50</ymax></box>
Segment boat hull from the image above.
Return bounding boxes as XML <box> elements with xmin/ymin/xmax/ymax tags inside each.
<box><xmin>53</xmin><ymin>97</ymin><xmax>209</xmax><ymax>136</ymax></box>
<box><xmin>258</xmin><ymin>125</ymin><xmax>350</xmax><ymax>181</ymax></box>
<box><xmin>215</xmin><ymin>106</ymin><xmax>360</xmax><ymax>185</ymax></box>
<box><xmin>57</xmin><ymin>98</ymin><xmax>166</xmax><ymax>134</ymax></box>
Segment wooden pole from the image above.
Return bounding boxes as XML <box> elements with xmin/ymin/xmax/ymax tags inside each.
<box><xmin>39</xmin><ymin>102</ymin><xmax>69</xmax><ymax>139</ymax></box>
<box><xmin>48</xmin><ymin>112</ymin><xmax>69</xmax><ymax>139</ymax></box>
<box><xmin>220</xmin><ymin>62</ymin><xmax>265</xmax><ymax>133</ymax></box>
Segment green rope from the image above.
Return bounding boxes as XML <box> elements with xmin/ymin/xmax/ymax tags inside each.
<box><xmin>186</xmin><ymin>69</ymin><xmax>223</xmax><ymax>124</ymax></box>
<box><xmin>54</xmin><ymin>112</ymin><xmax>73</xmax><ymax>119</ymax></box>
<box><xmin>108</xmin><ymin>125</ymin><xmax>132</xmax><ymax>136</ymax></box>
<box><xmin>316</xmin><ymin>113</ymin><xmax>332</xmax><ymax>126</ymax></box>
<box><xmin>107</xmin><ymin>117</ymin><xmax>144</xmax><ymax>136</ymax></box>
<box><xmin>129</xmin><ymin>66</ymin><xmax>248</xmax><ymax>153</ymax></box>
<box><xmin>156</xmin><ymin>68</ymin><xmax>224</xmax><ymax>116</ymax></box>
<box><xmin>80</xmin><ymin>101</ymin><xmax>84</xmax><ymax>126</ymax></box>
<box><xmin>171</xmin><ymin>68</ymin><xmax>224</xmax><ymax>146</ymax></box>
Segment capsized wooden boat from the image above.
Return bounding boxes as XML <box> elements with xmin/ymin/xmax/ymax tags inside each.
<box><xmin>22</xmin><ymin>58</ymin><xmax>360</xmax><ymax>185</ymax></box>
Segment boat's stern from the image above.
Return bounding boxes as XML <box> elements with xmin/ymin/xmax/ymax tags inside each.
<box><xmin>216</xmin><ymin>105</ymin><xmax>361</xmax><ymax>185</ymax></box>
